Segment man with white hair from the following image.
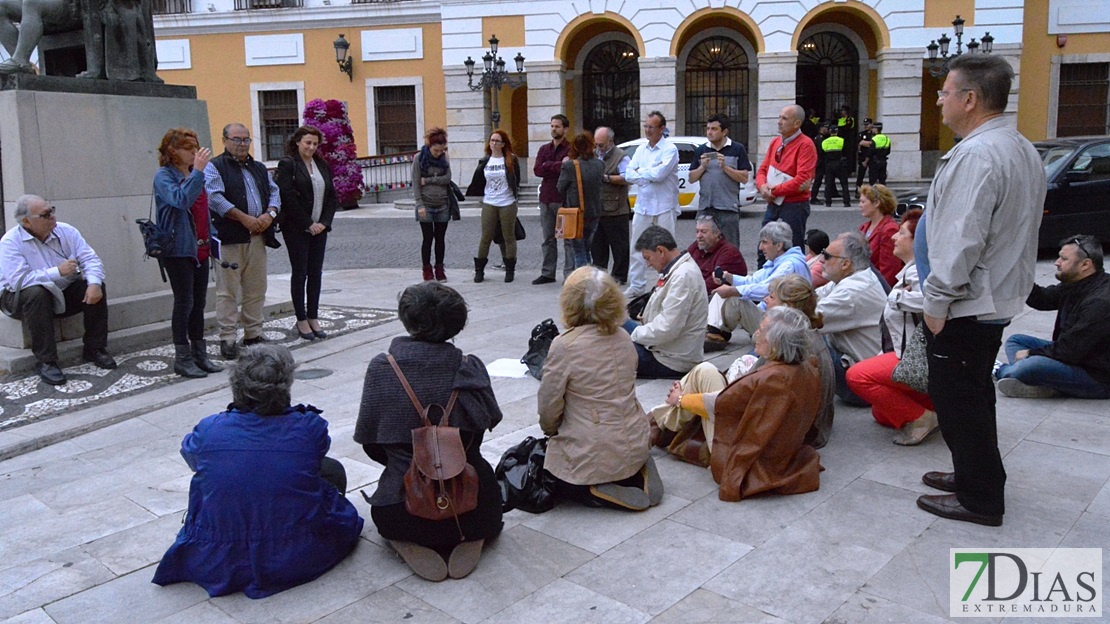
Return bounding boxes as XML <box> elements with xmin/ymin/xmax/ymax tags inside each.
<box><xmin>0</xmin><ymin>194</ymin><xmax>116</xmax><ymax>385</ymax></box>
<box><xmin>705</xmin><ymin>220</ymin><xmax>809</xmax><ymax>349</ymax></box>
<box><xmin>815</xmin><ymin>231</ymin><xmax>887</xmax><ymax>403</ymax></box>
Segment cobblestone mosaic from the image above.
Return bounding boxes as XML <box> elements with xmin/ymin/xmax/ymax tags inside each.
<box><xmin>0</xmin><ymin>306</ymin><xmax>396</xmax><ymax>432</ymax></box>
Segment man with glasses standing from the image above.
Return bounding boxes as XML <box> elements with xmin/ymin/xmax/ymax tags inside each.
<box><xmin>993</xmin><ymin>235</ymin><xmax>1110</xmax><ymax>400</ymax></box>
<box><xmin>624</xmin><ymin>110</ymin><xmax>680</xmax><ymax>298</ymax></box>
<box><xmin>915</xmin><ymin>54</ymin><xmax>1046</xmax><ymax>527</ymax></box>
<box><xmin>205</xmin><ymin>123</ymin><xmax>281</xmax><ymax>359</ymax></box>
<box><xmin>1</xmin><ymin>195</ymin><xmax>116</xmax><ymax>385</ymax></box>
<box><xmin>754</xmin><ymin>105</ymin><xmax>817</xmax><ymax>265</ymax></box>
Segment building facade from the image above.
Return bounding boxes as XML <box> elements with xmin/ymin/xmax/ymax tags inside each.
<box><xmin>144</xmin><ymin>0</ymin><xmax>1110</xmax><ymax>182</ymax></box>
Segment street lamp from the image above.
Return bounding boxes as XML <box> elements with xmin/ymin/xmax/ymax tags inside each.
<box><xmin>925</xmin><ymin>15</ymin><xmax>995</xmax><ymax>77</ymax></box>
<box><xmin>464</xmin><ymin>35</ymin><xmax>526</xmax><ymax>132</ymax></box>
<box><xmin>334</xmin><ymin>34</ymin><xmax>353</xmax><ymax>82</ymax></box>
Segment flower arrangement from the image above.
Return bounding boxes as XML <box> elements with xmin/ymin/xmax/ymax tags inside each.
<box><xmin>303</xmin><ymin>98</ymin><xmax>365</xmax><ymax>206</ymax></box>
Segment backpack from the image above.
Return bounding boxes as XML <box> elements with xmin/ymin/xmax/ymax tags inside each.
<box><xmin>387</xmin><ymin>355</ymin><xmax>479</xmax><ymax>534</ymax></box>
<box><xmin>521</xmin><ymin>318</ymin><xmax>560</xmax><ymax>380</ymax></box>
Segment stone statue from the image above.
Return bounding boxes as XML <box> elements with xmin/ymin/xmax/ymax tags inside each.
<box><xmin>0</xmin><ymin>0</ymin><xmax>80</xmax><ymax>74</ymax></box>
<box><xmin>0</xmin><ymin>0</ymin><xmax>161</xmax><ymax>82</ymax></box>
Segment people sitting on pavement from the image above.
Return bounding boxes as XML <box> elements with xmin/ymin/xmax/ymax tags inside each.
<box><xmin>857</xmin><ymin>184</ymin><xmax>903</xmax><ymax>287</ymax></box>
<box><xmin>0</xmin><ymin>194</ymin><xmax>117</xmax><ymax>386</ymax></box>
<box><xmin>354</xmin><ymin>282</ymin><xmax>503</xmax><ymax>582</ymax></box>
<box><xmin>993</xmin><ymin>234</ymin><xmax>1110</xmax><ymax>399</ymax></box>
<box><xmin>845</xmin><ymin>209</ymin><xmax>939</xmax><ymax>445</ymax></box>
<box><xmin>152</xmin><ymin>344</ymin><xmax>363</xmax><ymax>598</ymax></box>
<box><xmin>623</xmin><ymin>225</ymin><xmax>708</xmax><ymax>379</ymax></box>
<box><xmin>804</xmin><ymin>228</ymin><xmax>830</xmax><ymax>288</ymax></box>
<box><xmin>688</xmin><ymin>215</ymin><xmax>747</xmax><ymax>297</ymax></box>
<box><xmin>704</xmin><ymin>220</ymin><xmax>810</xmax><ymax>350</ymax></box>
<box><xmin>815</xmin><ymin>231</ymin><xmax>888</xmax><ymax>405</ymax></box>
<box><xmin>538</xmin><ymin>266</ymin><xmax>663</xmax><ymax>511</ymax></box>
<box><xmin>650</xmin><ymin>274</ymin><xmax>835</xmax><ymax>466</ymax></box>
<box><xmin>670</xmin><ymin>306</ymin><xmax>823</xmax><ymax>501</ymax></box>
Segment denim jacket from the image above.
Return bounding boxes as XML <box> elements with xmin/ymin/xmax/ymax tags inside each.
<box><xmin>154</xmin><ymin>165</ymin><xmax>210</xmax><ymax>261</ymax></box>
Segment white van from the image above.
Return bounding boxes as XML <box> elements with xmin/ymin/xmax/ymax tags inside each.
<box><xmin>618</xmin><ymin>136</ymin><xmax>759</xmax><ymax>213</ymax></box>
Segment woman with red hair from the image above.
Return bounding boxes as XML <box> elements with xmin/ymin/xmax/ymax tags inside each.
<box><xmin>466</xmin><ymin>129</ymin><xmax>520</xmax><ymax>283</ymax></box>
<box><xmin>846</xmin><ymin>208</ymin><xmax>937</xmax><ymax>445</ymax></box>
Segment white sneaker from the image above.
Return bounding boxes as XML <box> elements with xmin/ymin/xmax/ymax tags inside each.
<box><xmin>992</xmin><ymin>359</ymin><xmax>1005</xmax><ymax>378</ymax></box>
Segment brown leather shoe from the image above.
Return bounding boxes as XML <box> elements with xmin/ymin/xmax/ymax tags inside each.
<box><xmin>922</xmin><ymin>471</ymin><xmax>957</xmax><ymax>492</ymax></box>
<box><xmin>917</xmin><ymin>494</ymin><xmax>1002</xmax><ymax>527</ymax></box>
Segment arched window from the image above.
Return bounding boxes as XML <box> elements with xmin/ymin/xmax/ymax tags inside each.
<box><xmin>684</xmin><ymin>36</ymin><xmax>750</xmax><ymax>140</ymax></box>
<box><xmin>582</xmin><ymin>41</ymin><xmax>640</xmax><ymax>143</ymax></box>
<box><xmin>796</xmin><ymin>31</ymin><xmax>859</xmax><ymax>123</ymax></box>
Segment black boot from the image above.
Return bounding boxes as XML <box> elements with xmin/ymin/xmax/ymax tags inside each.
<box><xmin>174</xmin><ymin>344</ymin><xmax>207</xmax><ymax>378</ymax></box>
<box><xmin>474</xmin><ymin>257</ymin><xmax>488</xmax><ymax>283</ymax></box>
<box><xmin>191</xmin><ymin>339</ymin><xmax>223</xmax><ymax>373</ymax></box>
<box><xmin>504</xmin><ymin>258</ymin><xmax>516</xmax><ymax>283</ymax></box>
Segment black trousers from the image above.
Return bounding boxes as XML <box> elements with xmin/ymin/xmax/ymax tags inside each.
<box><xmin>925</xmin><ymin>318</ymin><xmax>1007</xmax><ymax>516</ymax></box>
<box><xmin>855</xmin><ymin>160</ymin><xmax>869</xmax><ymax>189</ymax></box>
<box><xmin>810</xmin><ymin>163</ymin><xmax>826</xmax><ymax>202</ymax></box>
<box><xmin>1</xmin><ymin>281</ymin><xmax>107</xmax><ymax>364</ymax></box>
<box><xmin>419</xmin><ymin>221</ymin><xmax>448</xmax><ymax>266</ymax></box>
<box><xmin>319</xmin><ymin>456</ymin><xmax>347</xmax><ymax>493</ymax></box>
<box><xmin>868</xmin><ymin>158</ymin><xmax>888</xmax><ymax>185</ymax></box>
<box><xmin>824</xmin><ymin>159</ymin><xmax>851</xmax><ymax>207</ymax></box>
<box><xmin>163</xmin><ymin>257</ymin><xmax>210</xmax><ymax>345</ymax></box>
<box><xmin>283</xmin><ymin>229</ymin><xmax>328</xmax><ymax>321</ymax></box>
<box><xmin>591</xmin><ymin>214</ymin><xmax>630</xmax><ymax>283</ymax></box>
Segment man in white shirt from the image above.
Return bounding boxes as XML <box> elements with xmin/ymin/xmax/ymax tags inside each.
<box><xmin>815</xmin><ymin>231</ymin><xmax>887</xmax><ymax>404</ymax></box>
<box><xmin>624</xmin><ymin>111</ymin><xmax>680</xmax><ymax>298</ymax></box>
<box><xmin>0</xmin><ymin>195</ymin><xmax>116</xmax><ymax>385</ymax></box>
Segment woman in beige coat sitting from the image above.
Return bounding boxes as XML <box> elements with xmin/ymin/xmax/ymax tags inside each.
<box><xmin>537</xmin><ymin>266</ymin><xmax>663</xmax><ymax>511</ymax></box>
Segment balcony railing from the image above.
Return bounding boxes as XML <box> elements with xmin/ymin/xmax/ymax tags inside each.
<box><xmin>358</xmin><ymin>152</ymin><xmax>417</xmax><ymax>199</ymax></box>
<box><xmin>350</xmin><ymin>0</ymin><xmax>417</xmax><ymax>4</ymax></box>
<box><xmin>152</xmin><ymin>0</ymin><xmax>192</xmax><ymax>14</ymax></box>
<box><xmin>234</xmin><ymin>0</ymin><xmax>301</xmax><ymax>9</ymax></box>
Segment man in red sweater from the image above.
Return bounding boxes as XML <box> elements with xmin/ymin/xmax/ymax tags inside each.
<box><xmin>687</xmin><ymin>215</ymin><xmax>747</xmax><ymax>297</ymax></box>
<box><xmin>755</xmin><ymin>105</ymin><xmax>817</xmax><ymax>265</ymax></box>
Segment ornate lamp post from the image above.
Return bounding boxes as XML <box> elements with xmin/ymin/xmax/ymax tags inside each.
<box><xmin>464</xmin><ymin>35</ymin><xmax>526</xmax><ymax>133</ymax></box>
<box><xmin>334</xmin><ymin>34</ymin><xmax>353</xmax><ymax>82</ymax></box>
<box><xmin>925</xmin><ymin>15</ymin><xmax>995</xmax><ymax>77</ymax></box>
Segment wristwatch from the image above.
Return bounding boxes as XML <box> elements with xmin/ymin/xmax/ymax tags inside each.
<box><xmin>267</xmin><ymin>209</ymin><xmax>278</xmax><ymax>219</ymax></box>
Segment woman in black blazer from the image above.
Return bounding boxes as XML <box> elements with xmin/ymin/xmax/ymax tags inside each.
<box><xmin>274</xmin><ymin>126</ymin><xmax>339</xmax><ymax>340</ymax></box>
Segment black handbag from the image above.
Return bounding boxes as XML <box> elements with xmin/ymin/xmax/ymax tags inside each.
<box><xmin>448</xmin><ymin>181</ymin><xmax>464</xmax><ymax>221</ymax></box>
<box><xmin>136</xmin><ymin>190</ymin><xmax>173</xmax><ymax>259</ymax></box>
<box><xmin>493</xmin><ymin>217</ymin><xmax>527</xmax><ymax>244</ymax></box>
<box><xmin>521</xmin><ymin>318</ymin><xmax>559</xmax><ymax>380</ymax></box>
<box><xmin>495</xmin><ymin>435</ymin><xmax>555</xmax><ymax>514</ymax></box>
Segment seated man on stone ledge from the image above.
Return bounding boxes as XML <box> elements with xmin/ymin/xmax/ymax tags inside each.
<box><xmin>0</xmin><ymin>194</ymin><xmax>117</xmax><ymax>385</ymax></box>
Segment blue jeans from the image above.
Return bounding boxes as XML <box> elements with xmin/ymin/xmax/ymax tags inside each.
<box><xmin>569</xmin><ymin>219</ymin><xmax>599</xmax><ymax>269</ymax></box>
<box><xmin>622</xmin><ymin>319</ymin><xmax>686</xmax><ymax>379</ymax></box>
<box><xmin>996</xmin><ymin>334</ymin><xmax>1110</xmax><ymax>399</ymax></box>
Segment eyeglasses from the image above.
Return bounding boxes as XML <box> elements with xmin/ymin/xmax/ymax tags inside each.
<box><xmin>31</xmin><ymin>206</ymin><xmax>57</xmax><ymax>220</ymax></box>
<box><xmin>1069</xmin><ymin>237</ymin><xmax>1098</xmax><ymax>260</ymax></box>
<box><xmin>489</xmin><ymin>138</ymin><xmax>504</xmax><ymax>144</ymax></box>
<box><xmin>225</xmin><ymin>137</ymin><xmax>252</xmax><ymax>145</ymax></box>
<box><xmin>937</xmin><ymin>89</ymin><xmax>972</xmax><ymax>99</ymax></box>
<box><xmin>821</xmin><ymin>250</ymin><xmax>848</xmax><ymax>261</ymax></box>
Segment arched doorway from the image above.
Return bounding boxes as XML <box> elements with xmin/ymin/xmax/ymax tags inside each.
<box><xmin>795</xmin><ymin>31</ymin><xmax>859</xmax><ymax>122</ymax></box>
<box><xmin>683</xmin><ymin>35</ymin><xmax>751</xmax><ymax>140</ymax></box>
<box><xmin>582</xmin><ymin>41</ymin><xmax>640</xmax><ymax>142</ymax></box>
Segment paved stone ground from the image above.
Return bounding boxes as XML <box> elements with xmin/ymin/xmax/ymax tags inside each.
<box><xmin>0</xmin><ymin>261</ymin><xmax>1106</xmax><ymax>623</ymax></box>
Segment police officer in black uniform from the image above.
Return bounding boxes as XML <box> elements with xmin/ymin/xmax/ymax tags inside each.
<box><xmin>868</xmin><ymin>122</ymin><xmax>891</xmax><ymax>185</ymax></box>
<box><xmin>855</xmin><ymin>118</ymin><xmax>875</xmax><ymax>195</ymax></box>
<box><xmin>810</xmin><ymin>123</ymin><xmax>831</xmax><ymax>203</ymax></box>
<box><xmin>821</xmin><ymin>126</ymin><xmax>851</xmax><ymax>208</ymax></box>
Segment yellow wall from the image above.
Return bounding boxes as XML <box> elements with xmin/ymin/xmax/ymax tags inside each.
<box><xmin>157</xmin><ymin>22</ymin><xmax>445</xmax><ymax>158</ymax></box>
<box><xmin>482</xmin><ymin>16</ymin><xmax>526</xmax><ymax>47</ymax></box>
<box><xmin>1018</xmin><ymin>0</ymin><xmax>1110</xmax><ymax>140</ymax></box>
<box><xmin>925</xmin><ymin>0</ymin><xmax>975</xmax><ymax>27</ymax></box>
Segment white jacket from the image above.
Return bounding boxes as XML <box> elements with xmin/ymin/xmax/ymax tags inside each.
<box><xmin>632</xmin><ymin>252</ymin><xmax>708</xmax><ymax>372</ymax></box>
<box><xmin>815</xmin><ymin>267</ymin><xmax>887</xmax><ymax>364</ymax></box>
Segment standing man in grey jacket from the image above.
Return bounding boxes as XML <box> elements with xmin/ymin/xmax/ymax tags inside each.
<box><xmin>914</xmin><ymin>54</ymin><xmax>1046</xmax><ymax>527</ymax></box>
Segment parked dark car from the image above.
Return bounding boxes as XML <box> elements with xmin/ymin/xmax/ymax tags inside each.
<box><xmin>896</xmin><ymin>136</ymin><xmax>1110</xmax><ymax>248</ymax></box>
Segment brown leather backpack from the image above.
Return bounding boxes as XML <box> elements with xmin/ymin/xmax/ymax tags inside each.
<box><xmin>388</xmin><ymin>355</ymin><xmax>480</xmax><ymax>527</ymax></box>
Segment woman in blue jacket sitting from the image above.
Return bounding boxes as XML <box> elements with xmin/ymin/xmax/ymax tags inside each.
<box><xmin>152</xmin><ymin>344</ymin><xmax>363</xmax><ymax>598</ymax></box>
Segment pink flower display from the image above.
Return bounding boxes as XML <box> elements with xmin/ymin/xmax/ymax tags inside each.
<box><xmin>303</xmin><ymin>99</ymin><xmax>365</xmax><ymax>206</ymax></box>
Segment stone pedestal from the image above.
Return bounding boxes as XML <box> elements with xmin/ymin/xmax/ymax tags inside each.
<box><xmin>876</xmin><ymin>48</ymin><xmax>924</xmax><ymax>182</ymax></box>
<box><xmin>0</xmin><ymin>78</ymin><xmax>209</xmax><ymax>349</ymax></box>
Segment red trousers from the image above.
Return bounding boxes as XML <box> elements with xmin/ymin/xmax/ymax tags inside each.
<box><xmin>845</xmin><ymin>351</ymin><xmax>934</xmax><ymax>429</ymax></box>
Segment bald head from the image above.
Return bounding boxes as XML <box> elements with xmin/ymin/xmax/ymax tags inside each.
<box><xmin>777</xmin><ymin>105</ymin><xmax>805</xmax><ymax>138</ymax></box>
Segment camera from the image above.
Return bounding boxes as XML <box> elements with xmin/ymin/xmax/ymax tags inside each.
<box><xmin>713</xmin><ymin>266</ymin><xmax>724</xmax><ymax>280</ymax></box>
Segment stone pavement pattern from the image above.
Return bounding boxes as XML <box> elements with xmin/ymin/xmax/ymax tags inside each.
<box><xmin>0</xmin><ymin>262</ymin><xmax>1107</xmax><ymax>623</ymax></box>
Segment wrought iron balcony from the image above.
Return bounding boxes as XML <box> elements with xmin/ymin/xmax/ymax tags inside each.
<box><xmin>234</xmin><ymin>0</ymin><xmax>302</xmax><ymax>10</ymax></box>
<box><xmin>152</xmin><ymin>0</ymin><xmax>192</xmax><ymax>14</ymax></box>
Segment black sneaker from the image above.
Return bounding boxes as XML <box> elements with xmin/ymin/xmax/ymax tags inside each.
<box><xmin>531</xmin><ymin>275</ymin><xmax>556</xmax><ymax>285</ymax></box>
<box><xmin>220</xmin><ymin>340</ymin><xmax>240</xmax><ymax>359</ymax></box>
